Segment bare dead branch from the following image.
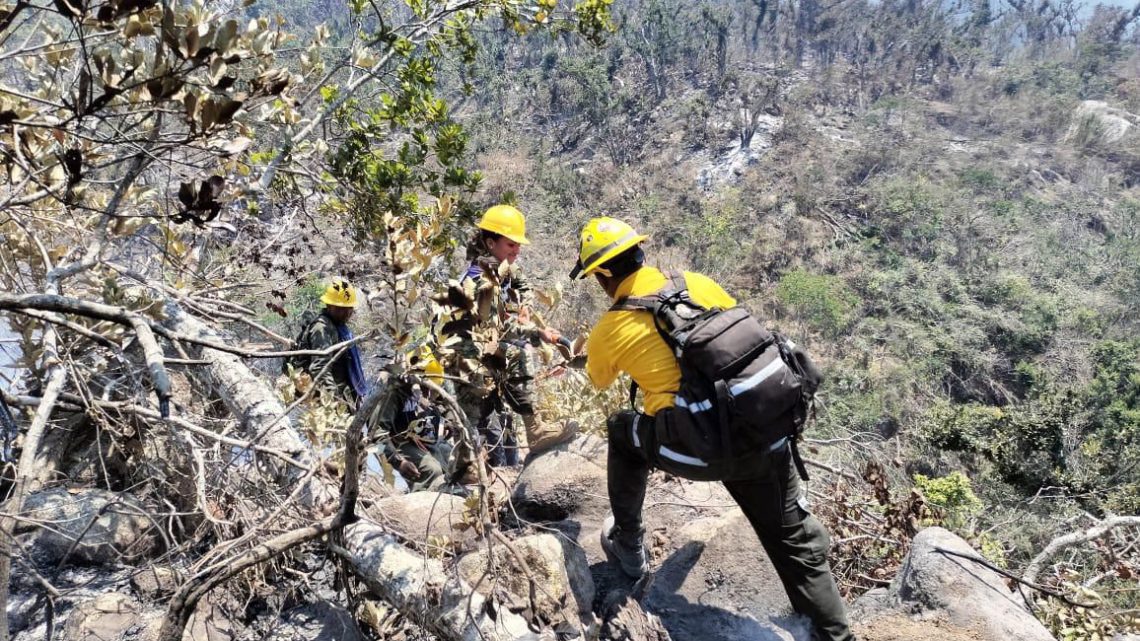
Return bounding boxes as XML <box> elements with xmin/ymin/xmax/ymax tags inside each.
<box><xmin>156</xmin><ymin>518</ymin><xmax>338</xmax><ymax>641</ymax></box>
<box><xmin>935</xmin><ymin>547</ymin><xmax>1096</xmax><ymax>608</ymax></box>
<box><xmin>1024</xmin><ymin>516</ymin><xmax>1140</xmax><ymax>584</ymax></box>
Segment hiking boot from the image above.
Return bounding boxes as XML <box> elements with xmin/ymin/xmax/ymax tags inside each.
<box><xmin>600</xmin><ymin>514</ymin><xmax>648</xmax><ymax>579</ymax></box>
<box><xmin>523</xmin><ymin>416</ymin><xmax>579</xmax><ymax>457</ymax></box>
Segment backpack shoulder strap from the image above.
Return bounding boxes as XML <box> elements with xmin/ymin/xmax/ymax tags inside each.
<box><xmin>609</xmin><ymin>295</ymin><xmax>658</xmax><ymax>312</ymax></box>
<box><xmin>607</xmin><ymin>270</ymin><xmax>690</xmax><ymax>312</ymax></box>
<box><xmin>295</xmin><ymin>312</ymin><xmax>327</xmax><ymax>346</ymax></box>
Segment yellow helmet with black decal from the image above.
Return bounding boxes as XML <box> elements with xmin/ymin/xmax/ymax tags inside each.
<box><xmin>569</xmin><ymin>217</ymin><xmax>648</xmax><ymax>279</ymax></box>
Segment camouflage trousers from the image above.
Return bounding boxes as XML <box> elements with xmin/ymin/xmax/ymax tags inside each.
<box><xmin>454</xmin><ymin>339</ymin><xmax>538</xmax><ymax>467</ymax></box>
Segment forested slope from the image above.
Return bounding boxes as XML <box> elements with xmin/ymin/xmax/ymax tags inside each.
<box><xmin>1</xmin><ymin>0</ymin><xmax>1138</xmax><ymax>639</ymax></box>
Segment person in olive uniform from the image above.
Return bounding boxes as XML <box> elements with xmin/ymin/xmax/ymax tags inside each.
<box><xmin>369</xmin><ymin>361</ymin><xmax>456</xmax><ymax>492</ymax></box>
<box><xmin>289</xmin><ymin>279</ymin><xmax>370</xmax><ymax>406</ymax></box>
<box><xmin>439</xmin><ymin>205</ymin><xmax>578</xmax><ymax>466</ymax></box>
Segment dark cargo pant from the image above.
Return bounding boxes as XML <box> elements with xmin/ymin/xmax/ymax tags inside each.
<box><xmin>393</xmin><ymin>441</ymin><xmax>452</xmax><ymax>493</ymax></box>
<box><xmin>607</xmin><ymin>410</ymin><xmax>855</xmax><ymax>641</ymax></box>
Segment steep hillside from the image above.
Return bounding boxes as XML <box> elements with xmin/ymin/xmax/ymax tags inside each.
<box><xmin>447</xmin><ymin>0</ymin><xmax>1140</xmax><ymax>633</ymax></box>
<box><xmin>2</xmin><ymin>1</ymin><xmax>1138</xmax><ymax>640</ymax></box>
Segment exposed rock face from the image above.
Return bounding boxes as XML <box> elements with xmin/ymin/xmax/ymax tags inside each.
<box><xmin>1069</xmin><ymin>100</ymin><xmax>1138</xmax><ymax>144</ymax></box>
<box><xmin>644</xmin><ymin>511</ymin><xmax>813</xmax><ymax>641</ymax></box>
<box><xmin>510</xmin><ymin>435</ymin><xmax>608</xmax><ymax>521</ymax></box>
<box><xmin>266</xmin><ymin>603</ymin><xmax>364</xmax><ymax>641</ymax></box>
<box><xmin>457</xmin><ymin>533</ymin><xmax>596</xmax><ymax>632</ymax></box>
<box><xmin>363</xmin><ymin>491</ymin><xmax>473</xmax><ymax>551</ymax></box>
<box><xmin>19</xmin><ymin>488</ymin><xmax>160</xmax><ymax>565</ymax></box>
<box><xmin>852</xmin><ymin>527</ymin><xmax>1057</xmax><ymax>641</ymax></box>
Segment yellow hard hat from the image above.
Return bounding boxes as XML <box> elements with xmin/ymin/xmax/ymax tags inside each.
<box><xmin>320</xmin><ymin>279</ymin><xmax>358</xmax><ymax>307</ymax></box>
<box><xmin>424</xmin><ymin>355</ymin><xmax>444</xmax><ymax>385</ymax></box>
<box><xmin>478</xmin><ymin>205</ymin><xmax>530</xmax><ymax>245</ymax></box>
<box><xmin>411</xmin><ymin>345</ymin><xmax>444</xmax><ymax>384</ymax></box>
<box><xmin>570</xmin><ymin>217</ymin><xmax>648</xmax><ymax>279</ymax></box>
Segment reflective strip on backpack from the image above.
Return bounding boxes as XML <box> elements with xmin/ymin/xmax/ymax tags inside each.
<box><xmin>674</xmin><ymin>395</ymin><xmax>713</xmax><ymax>413</ymax></box>
<box><xmin>674</xmin><ymin>358</ymin><xmax>785</xmax><ymax>414</ymax></box>
<box><xmin>729</xmin><ymin>358</ymin><xmax>786</xmax><ymax>397</ymax></box>
<box><xmin>632</xmin><ymin>413</ymin><xmax>641</xmax><ymax>448</ymax></box>
<box><xmin>659</xmin><ymin>445</ymin><xmax>709</xmax><ymax>467</ymax></box>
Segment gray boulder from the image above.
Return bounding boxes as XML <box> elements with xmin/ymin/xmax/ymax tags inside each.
<box><xmin>852</xmin><ymin>526</ymin><xmax>1057</xmax><ymax>641</ymax></box>
<box><xmin>363</xmin><ymin>491</ymin><xmax>474</xmax><ymax>551</ymax></box>
<box><xmin>457</xmin><ymin>532</ymin><xmax>596</xmax><ymax>632</ymax></box>
<box><xmin>59</xmin><ymin>593</ymin><xmax>152</xmax><ymax>641</ymax></box>
<box><xmin>20</xmin><ymin>489</ymin><xmax>160</xmax><ymax>565</ymax></box>
<box><xmin>183</xmin><ymin>596</ymin><xmax>236</xmax><ymax>641</ymax></box>
<box><xmin>644</xmin><ymin>511</ymin><xmax>812</xmax><ymax>641</ymax></box>
<box><xmin>130</xmin><ymin>566</ymin><xmax>180</xmax><ymax>601</ymax></box>
<box><xmin>266</xmin><ymin>603</ymin><xmax>364</xmax><ymax>641</ymax></box>
<box><xmin>511</xmin><ymin>435</ymin><xmax>608</xmax><ymax>521</ymax></box>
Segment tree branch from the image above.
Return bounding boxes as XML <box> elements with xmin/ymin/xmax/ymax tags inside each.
<box><xmin>0</xmin><ymin>292</ymin><xmax>367</xmax><ymax>360</ymax></box>
<box><xmin>157</xmin><ymin>385</ymin><xmax>386</xmax><ymax>641</ymax></box>
<box><xmin>934</xmin><ymin>547</ymin><xmax>1096</xmax><ymax>608</ymax></box>
<box><xmin>1</xmin><ymin>391</ymin><xmax>311</xmax><ymax>471</ymax></box>
<box><xmin>1024</xmin><ymin>516</ymin><xmax>1140</xmax><ymax>584</ymax></box>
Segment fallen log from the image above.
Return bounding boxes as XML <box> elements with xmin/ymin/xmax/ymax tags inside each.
<box><xmin>162</xmin><ymin>303</ymin><xmax>333</xmax><ymax>508</ymax></box>
<box><xmin>333</xmin><ymin>518</ymin><xmax>552</xmax><ymax>641</ymax></box>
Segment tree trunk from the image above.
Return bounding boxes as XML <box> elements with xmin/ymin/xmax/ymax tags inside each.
<box><xmin>162</xmin><ymin>304</ymin><xmax>333</xmax><ymax>508</ymax></box>
<box><xmin>0</xmin><ymin>326</ymin><xmax>66</xmax><ymax>641</ymax></box>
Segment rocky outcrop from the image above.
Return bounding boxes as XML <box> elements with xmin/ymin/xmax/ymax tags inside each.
<box><xmin>851</xmin><ymin>527</ymin><xmax>1057</xmax><ymax>641</ymax></box>
<box><xmin>266</xmin><ymin>603</ymin><xmax>364</xmax><ymax>641</ymax></box>
<box><xmin>19</xmin><ymin>488</ymin><xmax>160</xmax><ymax>565</ymax></box>
<box><xmin>363</xmin><ymin>491</ymin><xmax>474</xmax><ymax>551</ymax></box>
<box><xmin>457</xmin><ymin>533</ymin><xmax>596</xmax><ymax>633</ymax></box>
<box><xmin>1068</xmin><ymin>100</ymin><xmax>1138</xmax><ymax>144</ymax></box>
<box><xmin>643</xmin><ymin>511</ymin><xmax>814</xmax><ymax>641</ymax></box>
<box><xmin>510</xmin><ymin>435</ymin><xmax>608</xmax><ymax>521</ymax></box>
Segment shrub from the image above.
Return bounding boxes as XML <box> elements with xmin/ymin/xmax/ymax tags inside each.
<box><xmin>959</xmin><ymin>167</ymin><xmax>1001</xmax><ymax>193</ymax></box>
<box><xmin>870</xmin><ymin>178</ymin><xmax>946</xmax><ymax>260</ymax></box>
<box><xmin>775</xmin><ymin>269</ymin><xmax>859</xmax><ymax>338</ymax></box>
<box><xmin>914</xmin><ymin>471</ymin><xmax>983</xmax><ymax>532</ymax></box>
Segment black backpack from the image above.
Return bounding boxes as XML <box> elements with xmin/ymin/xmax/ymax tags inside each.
<box><xmin>611</xmin><ymin>272</ymin><xmax>823</xmax><ymax>479</ymax></box>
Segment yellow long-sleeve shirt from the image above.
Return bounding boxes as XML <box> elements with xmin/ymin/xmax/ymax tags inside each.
<box><xmin>585</xmin><ymin>267</ymin><xmax>737</xmax><ymax>416</ymax></box>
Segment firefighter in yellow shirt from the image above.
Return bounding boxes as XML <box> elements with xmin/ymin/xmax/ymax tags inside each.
<box><xmin>572</xmin><ymin>217</ymin><xmax>855</xmax><ymax>641</ymax></box>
